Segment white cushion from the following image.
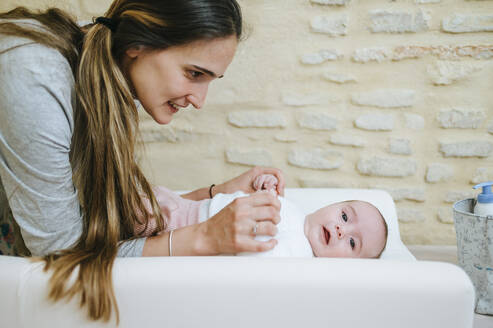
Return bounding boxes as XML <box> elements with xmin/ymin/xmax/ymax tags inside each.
<box><xmin>0</xmin><ymin>256</ymin><xmax>474</xmax><ymax>328</ymax></box>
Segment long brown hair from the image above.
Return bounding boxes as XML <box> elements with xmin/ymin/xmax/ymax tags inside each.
<box><xmin>0</xmin><ymin>0</ymin><xmax>242</xmax><ymax>324</ymax></box>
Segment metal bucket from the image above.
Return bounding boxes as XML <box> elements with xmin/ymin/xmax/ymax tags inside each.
<box><xmin>453</xmin><ymin>198</ymin><xmax>493</xmax><ymax>315</ymax></box>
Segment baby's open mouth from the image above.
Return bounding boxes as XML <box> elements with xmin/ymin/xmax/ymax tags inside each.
<box><xmin>323</xmin><ymin>227</ymin><xmax>330</xmax><ymax>245</ymax></box>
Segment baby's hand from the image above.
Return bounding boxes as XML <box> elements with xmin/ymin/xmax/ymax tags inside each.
<box><xmin>253</xmin><ymin>174</ymin><xmax>279</xmax><ymax>193</ymax></box>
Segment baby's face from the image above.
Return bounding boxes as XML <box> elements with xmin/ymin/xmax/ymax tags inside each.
<box><xmin>304</xmin><ymin>201</ymin><xmax>387</xmax><ymax>258</ymax></box>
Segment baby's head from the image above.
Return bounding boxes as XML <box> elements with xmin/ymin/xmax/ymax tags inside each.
<box><xmin>304</xmin><ymin>200</ymin><xmax>388</xmax><ymax>259</ymax></box>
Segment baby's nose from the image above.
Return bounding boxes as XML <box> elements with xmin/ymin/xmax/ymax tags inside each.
<box><xmin>335</xmin><ymin>225</ymin><xmax>344</xmax><ymax>239</ymax></box>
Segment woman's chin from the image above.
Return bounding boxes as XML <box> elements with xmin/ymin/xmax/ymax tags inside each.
<box><xmin>153</xmin><ymin>115</ymin><xmax>172</xmax><ymax>125</ymax></box>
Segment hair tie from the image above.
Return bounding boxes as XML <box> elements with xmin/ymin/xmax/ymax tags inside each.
<box><xmin>95</xmin><ymin>16</ymin><xmax>118</xmax><ymax>32</ymax></box>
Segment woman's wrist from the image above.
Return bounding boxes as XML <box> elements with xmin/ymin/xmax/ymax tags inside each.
<box><xmin>142</xmin><ymin>223</ymin><xmax>217</xmax><ymax>256</ymax></box>
<box><xmin>180</xmin><ymin>182</ymin><xmax>228</xmax><ymax>201</ymax></box>
<box><xmin>143</xmin><ymin>232</ymin><xmax>170</xmax><ymax>256</ymax></box>
<box><xmin>212</xmin><ymin>182</ymin><xmax>228</xmax><ymax>196</ymax></box>
<box><xmin>180</xmin><ymin>187</ymin><xmax>211</xmax><ymax>201</ymax></box>
<box><xmin>171</xmin><ymin>224</ymin><xmax>205</xmax><ymax>256</ymax></box>
<box><xmin>193</xmin><ymin>221</ymin><xmax>218</xmax><ymax>255</ymax></box>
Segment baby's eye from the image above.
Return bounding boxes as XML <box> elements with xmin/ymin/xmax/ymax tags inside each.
<box><xmin>341</xmin><ymin>211</ymin><xmax>348</xmax><ymax>222</ymax></box>
<box><xmin>350</xmin><ymin>238</ymin><xmax>355</xmax><ymax>250</ymax></box>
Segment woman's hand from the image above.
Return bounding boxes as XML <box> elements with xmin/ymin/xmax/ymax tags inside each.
<box><xmin>216</xmin><ymin>166</ymin><xmax>285</xmax><ymax>196</ymax></box>
<box><xmin>197</xmin><ymin>191</ymin><xmax>281</xmax><ymax>255</ymax></box>
<box><xmin>181</xmin><ymin>166</ymin><xmax>285</xmax><ymax>201</ymax></box>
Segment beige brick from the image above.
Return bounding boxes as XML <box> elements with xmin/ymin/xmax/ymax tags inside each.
<box><xmin>437</xmin><ymin>207</ymin><xmax>454</xmax><ymax>224</ymax></box>
<box><xmin>300</xmin><ymin>49</ymin><xmax>343</xmax><ymax>65</ymax></box>
<box><xmin>311</xmin><ymin>15</ymin><xmax>348</xmax><ymax>36</ymax></box>
<box><xmin>471</xmin><ymin>167</ymin><xmax>493</xmax><ymax>184</ymax></box>
<box><xmin>322</xmin><ymin>72</ymin><xmax>357</xmax><ymax>84</ymax></box>
<box><xmin>369</xmin><ymin>9</ymin><xmax>430</xmax><ymax>33</ymax></box>
<box><xmin>357</xmin><ymin>157</ymin><xmax>417</xmax><ymax>177</ymax></box>
<box><xmin>442</xmin><ymin>14</ymin><xmax>493</xmax><ymax>33</ymax></box>
<box><xmin>228</xmin><ymin>111</ymin><xmax>287</xmax><ymax>128</ymax></box>
<box><xmin>329</xmin><ymin>134</ymin><xmax>366</xmax><ymax>147</ymax></box>
<box><xmin>397</xmin><ymin>208</ymin><xmax>426</xmax><ymax>222</ymax></box>
<box><xmin>297</xmin><ymin>112</ymin><xmax>338</xmax><ymax>131</ymax></box>
<box><xmin>274</xmin><ymin>134</ymin><xmax>298</xmax><ymax>143</ymax></box>
<box><xmin>437</xmin><ymin>108</ymin><xmax>486</xmax><ymax>129</ymax></box>
<box><xmin>352</xmin><ymin>89</ymin><xmax>415</xmax><ymax>108</ymax></box>
<box><xmin>354</xmin><ymin>113</ymin><xmax>394</xmax><ymax>131</ymax></box>
<box><xmin>288</xmin><ymin>148</ymin><xmax>344</xmax><ymax>170</ymax></box>
<box><xmin>373</xmin><ymin>186</ymin><xmax>426</xmax><ymax>202</ymax></box>
<box><xmin>440</xmin><ymin>141</ymin><xmax>493</xmax><ymax>158</ymax></box>
<box><xmin>428</xmin><ymin>61</ymin><xmax>486</xmax><ymax>85</ymax></box>
<box><xmin>426</xmin><ymin>163</ymin><xmax>454</xmax><ymax>183</ymax></box>
<box><xmin>352</xmin><ymin>47</ymin><xmax>392</xmax><ymax>63</ymax></box>
<box><xmin>226</xmin><ymin>149</ymin><xmax>272</xmax><ymax>167</ymax></box>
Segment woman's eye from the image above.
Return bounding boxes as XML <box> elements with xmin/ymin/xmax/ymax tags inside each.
<box><xmin>350</xmin><ymin>238</ymin><xmax>355</xmax><ymax>250</ymax></box>
<box><xmin>189</xmin><ymin>70</ymin><xmax>203</xmax><ymax>78</ymax></box>
<box><xmin>341</xmin><ymin>212</ymin><xmax>348</xmax><ymax>222</ymax></box>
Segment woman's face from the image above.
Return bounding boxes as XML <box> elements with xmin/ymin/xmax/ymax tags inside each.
<box><xmin>123</xmin><ymin>36</ymin><xmax>238</xmax><ymax>124</ymax></box>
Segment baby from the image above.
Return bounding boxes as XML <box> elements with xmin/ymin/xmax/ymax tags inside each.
<box><xmin>135</xmin><ymin>175</ymin><xmax>388</xmax><ymax>259</ymax></box>
<box><xmin>201</xmin><ymin>174</ymin><xmax>388</xmax><ymax>259</ymax></box>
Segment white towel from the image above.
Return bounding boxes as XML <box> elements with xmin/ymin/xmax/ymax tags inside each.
<box><xmin>201</xmin><ymin>191</ymin><xmax>314</xmax><ymax>257</ymax></box>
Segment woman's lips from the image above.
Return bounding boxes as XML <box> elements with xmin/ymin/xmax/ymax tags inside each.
<box><xmin>323</xmin><ymin>227</ymin><xmax>330</xmax><ymax>245</ymax></box>
<box><xmin>167</xmin><ymin>101</ymin><xmax>179</xmax><ymax>113</ymax></box>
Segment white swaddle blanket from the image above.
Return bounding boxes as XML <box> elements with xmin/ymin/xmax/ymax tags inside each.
<box><xmin>198</xmin><ymin>191</ymin><xmax>314</xmax><ymax>257</ymax></box>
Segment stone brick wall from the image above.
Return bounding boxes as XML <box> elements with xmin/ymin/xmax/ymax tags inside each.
<box><xmin>1</xmin><ymin>0</ymin><xmax>492</xmax><ymax>245</ymax></box>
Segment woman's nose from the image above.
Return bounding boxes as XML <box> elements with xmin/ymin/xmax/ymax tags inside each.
<box><xmin>187</xmin><ymin>84</ymin><xmax>209</xmax><ymax>109</ymax></box>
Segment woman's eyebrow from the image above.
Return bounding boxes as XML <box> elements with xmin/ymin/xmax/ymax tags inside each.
<box><xmin>191</xmin><ymin>65</ymin><xmax>224</xmax><ymax>78</ymax></box>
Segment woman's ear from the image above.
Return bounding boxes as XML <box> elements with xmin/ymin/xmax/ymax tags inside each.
<box><xmin>125</xmin><ymin>45</ymin><xmax>145</xmax><ymax>59</ymax></box>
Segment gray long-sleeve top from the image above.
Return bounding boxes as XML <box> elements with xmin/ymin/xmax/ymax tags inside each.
<box><xmin>0</xmin><ymin>23</ymin><xmax>146</xmax><ymax>257</ymax></box>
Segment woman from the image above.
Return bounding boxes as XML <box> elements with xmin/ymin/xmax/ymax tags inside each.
<box><xmin>0</xmin><ymin>0</ymin><xmax>285</xmax><ymax>323</ymax></box>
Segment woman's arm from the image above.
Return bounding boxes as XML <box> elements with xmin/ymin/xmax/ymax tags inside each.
<box><xmin>0</xmin><ymin>41</ymin><xmax>145</xmax><ymax>257</ymax></box>
<box><xmin>143</xmin><ymin>191</ymin><xmax>281</xmax><ymax>256</ymax></box>
<box><xmin>181</xmin><ymin>166</ymin><xmax>285</xmax><ymax>201</ymax></box>
<box><xmin>180</xmin><ymin>186</ymin><xmax>211</xmax><ymax>201</ymax></box>
<box><xmin>0</xmin><ymin>42</ymin><xmax>84</xmax><ymax>256</ymax></box>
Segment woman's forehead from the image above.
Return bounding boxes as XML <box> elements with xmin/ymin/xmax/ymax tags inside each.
<box><xmin>156</xmin><ymin>36</ymin><xmax>238</xmax><ymax>72</ymax></box>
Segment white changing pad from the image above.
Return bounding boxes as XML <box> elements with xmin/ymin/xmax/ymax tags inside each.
<box><xmin>0</xmin><ymin>255</ymin><xmax>475</xmax><ymax>328</ymax></box>
<box><xmin>0</xmin><ymin>188</ymin><xmax>473</xmax><ymax>328</ymax></box>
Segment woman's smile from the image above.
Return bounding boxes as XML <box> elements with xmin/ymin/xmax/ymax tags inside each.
<box><xmin>167</xmin><ymin>101</ymin><xmax>181</xmax><ymax>113</ymax></box>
